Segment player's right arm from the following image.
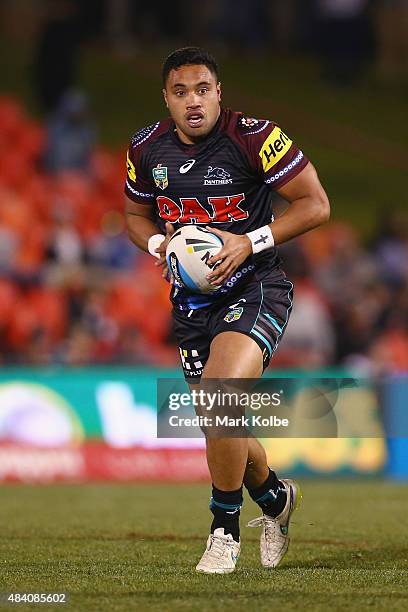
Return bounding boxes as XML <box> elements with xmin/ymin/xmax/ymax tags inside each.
<box><xmin>124</xmin><ymin>125</ymin><xmax>174</xmax><ymax>274</ymax></box>
<box><xmin>125</xmin><ymin>196</ymin><xmax>157</xmax><ymax>251</ymax></box>
<box><xmin>125</xmin><ymin>196</ymin><xmax>165</xmax><ymax>252</ymax></box>
<box><xmin>124</xmin><ymin>197</ymin><xmax>174</xmax><ymax>274</ymax></box>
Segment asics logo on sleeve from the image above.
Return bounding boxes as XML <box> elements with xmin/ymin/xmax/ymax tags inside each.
<box><xmin>179</xmin><ymin>159</ymin><xmax>196</xmax><ymax>174</ymax></box>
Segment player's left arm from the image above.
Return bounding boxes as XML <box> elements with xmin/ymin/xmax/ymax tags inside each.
<box><xmin>268</xmin><ymin>161</ymin><xmax>330</xmax><ymax>244</ymax></box>
<box><xmin>207</xmin><ymin>162</ymin><xmax>330</xmax><ymax>285</ymax></box>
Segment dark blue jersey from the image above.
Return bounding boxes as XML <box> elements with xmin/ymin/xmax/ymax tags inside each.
<box><xmin>125</xmin><ymin>108</ymin><xmax>309</xmax><ymax>310</ymax></box>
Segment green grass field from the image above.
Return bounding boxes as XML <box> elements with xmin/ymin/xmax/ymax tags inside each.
<box><xmin>1</xmin><ymin>481</ymin><xmax>408</xmax><ymax>611</ymax></box>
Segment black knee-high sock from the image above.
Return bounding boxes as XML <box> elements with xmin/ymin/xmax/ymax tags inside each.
<box><xmin>246</xmin><ymin>469</ymin><xmax>287</xmax><ymax>518</ymax></box>
<box><xmin>210</xmin><ymin>485</ymin><xmax>243</xmax><ymax>543</ymax></box>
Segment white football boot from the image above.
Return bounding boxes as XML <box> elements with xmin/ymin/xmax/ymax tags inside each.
<box><xmin>196</xmin><ymin>528</ymin><xmax>240</xmax><ymax>574</ymax></box>
<box><xmin>247</xmin><ymin>479</ymin><xmax>301</xmax><ymax>568</ymax></box>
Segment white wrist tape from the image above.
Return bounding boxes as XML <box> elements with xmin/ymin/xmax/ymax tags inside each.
<box><xmin>246</xmin><ymin>225</ymin><xmax>274</xmax><ymax>254</ymax></box>
<box><xmin>148</xmin><ymin>233</ymin><xmax>165</xmax><ymax>259</ymax></box>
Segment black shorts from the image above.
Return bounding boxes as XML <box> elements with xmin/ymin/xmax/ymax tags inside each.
<box><xmin>172</xmin><ymin>272</ymin><xmax>293</xmax><ymax>380</ymax></box>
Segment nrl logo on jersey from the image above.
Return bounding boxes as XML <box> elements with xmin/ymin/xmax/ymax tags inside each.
<box><xmin>152</xmin><ymin>164</ymin><xmax>169</xmax><ymax>190</ymax></box>
<box><xmin>204</xmin><ymin>166</ymin><xmax>233</xmax><ymax>186</ymax></box>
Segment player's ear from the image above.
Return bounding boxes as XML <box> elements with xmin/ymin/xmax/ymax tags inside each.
<box><xmin>217</xmin><ymin>82</ymin><xmax>222</xmax><ymax>102</ymax></box>
<box><xmin>162</xmin><ymin>88</ymin><xmax>169</xmax><ymax>108</ymax></box>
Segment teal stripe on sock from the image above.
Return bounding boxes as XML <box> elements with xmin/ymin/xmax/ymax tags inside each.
<box><xmin>210</xmin><ymin>497</ymin><xmax>242</xmax><ymax>511</ymax></box>
<box><xmin>255</xmin><ymin>490</ymin><xmax>277</xmax><ymax>503</ymax></box>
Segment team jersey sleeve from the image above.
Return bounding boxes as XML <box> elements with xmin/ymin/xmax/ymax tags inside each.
<box><xmin>124</xmin><ymin>125</ymin><xmax>158</xmax><ymax>205</ymax></box>
<box><xmin>238</xmin><ymin>116</ymin><xmax>309</xmax><ymax>190</ymax></box>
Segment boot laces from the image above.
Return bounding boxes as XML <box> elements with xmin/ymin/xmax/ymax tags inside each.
<box><xmin>247</xmin><ymin>515</ymin><xmax>280</xmax><ymax>543</ymax></box>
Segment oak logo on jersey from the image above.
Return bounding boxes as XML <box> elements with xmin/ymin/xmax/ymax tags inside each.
<box><xmin>204</xmin><ymin>166</ymin><xmax>232</xmax><ymax>186</ymax></box>
<box><xmin>259</xmin><ymin>127</ymin><xmax>293</xmax><ymax>172</ymax></box>
<box><xmin>156</xmin><ymin>193</ymin><xmax>248</xmax><ymax>223</ymax></box>
<box><xmin>126</xmin><ymin>151</ymin><xmax>137</xmax><ymax>182</ymax></box>
<box><xmin>152</xmin><ymin>164</ymin><xmax>169</xmax><ymax>190</ymax></box>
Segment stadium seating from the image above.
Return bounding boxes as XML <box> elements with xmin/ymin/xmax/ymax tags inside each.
<box><xmin>0</xmin><ymin>95</ymin><xmax>407</xmax><ymax>370</ymax></box>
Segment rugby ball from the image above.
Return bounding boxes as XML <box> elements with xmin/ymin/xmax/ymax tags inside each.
<box><xmin>166</xmin><ymin>226</ymin><xmax>223</xmax><ymax>294</ymax></box>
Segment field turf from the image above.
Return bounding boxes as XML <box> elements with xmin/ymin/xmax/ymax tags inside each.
<box><xmin>1</xmin><ymin>481</ymin><xmax>407</xmax><ymax>611</ymax></box>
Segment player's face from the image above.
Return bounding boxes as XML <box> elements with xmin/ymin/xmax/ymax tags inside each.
<box><xmin>163</xmin><ymin>64</ymin><xmax>221</xmax><ymax>145</ymax></box>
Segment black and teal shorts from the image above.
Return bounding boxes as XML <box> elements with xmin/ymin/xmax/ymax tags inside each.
<box><xmin>172</xmin><ymin>272</ymin><xmax>294</xmax><ymax>380</ymax></box>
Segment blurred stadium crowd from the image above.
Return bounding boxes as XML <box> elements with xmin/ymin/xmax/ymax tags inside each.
<box><xmin>101</xmin><ymin>0</ymin><xmax>406</xmax><ymax>85</ymax></box>
<box><xmin>0</xmin><ymin>95</ymin><xmax>407</xmax><ymax>372</ymax></box>
<box><xmin>3</xmin><ymin>0</ymin><xmax>407</xmax><ymax>111</ymax></box>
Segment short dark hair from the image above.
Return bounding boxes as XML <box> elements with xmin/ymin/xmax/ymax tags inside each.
<box><xmin>162</xmin><ymin>47</ymin><xmax>219</xmax><ymax>86</ymax></box>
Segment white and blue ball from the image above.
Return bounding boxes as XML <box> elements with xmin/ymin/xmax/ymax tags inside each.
<box><xmin>166</xmin><ymin>226</ymin><xmax>223</xmax><ymax>294</ymax></box>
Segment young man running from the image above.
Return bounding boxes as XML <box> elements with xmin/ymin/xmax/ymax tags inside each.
<box><xmin>125</xmin><ymin>47</ymin><xmax>330</xmax><ymax>573</ymax></box>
